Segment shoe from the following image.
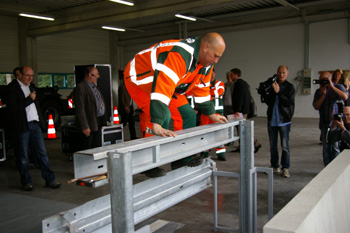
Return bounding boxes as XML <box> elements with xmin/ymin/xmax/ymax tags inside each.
<box><xmin>186</xmin><ymin>156</ymin><xmax>203</xmax><ymax>167</ymax></box>
<box><xmin>23</xmin><ymin>183</ymin><xmax>33</xmax><ymax>191</ymax></box>
<box><xmin>200</xmin><ymin>151</ymin><xmax>209</xmax><ymax>158</ymax></box>
<box><xmin>231</xmin><ymin>148</ymin><xmax>240</xmax><ymax>153</ymax></box>
<box><xmin>171</xmin><ymin>156</ymin><xmax>204</xmax><ymax>170</ymax></box>
<box><xmin>282</xmin><ymin>168</ymin><xmax>290</xmax><ymax>178</ymax></box>
<box><xmin>270</xmin><ymin>166</ymin><xmax>280</xmax><ymax>173</ymax></box>
<box><xmin>254</xmin><ymin>145</ymin><xmax>262</xmax><ymax>153</ymax></box>
<box><xmin>143</xmin><ymin>167</ymin><xmax>166</xmax><ymax>178</ymax></box>
<box><xmin>45</xmin><ymin>181</ymin><xmax>62</xmax><ymax>189</ymax></box>
<box><xmin>217</xmin><ymin>156</ymin><xmax>226</xmax><ymax>161</ymax></box>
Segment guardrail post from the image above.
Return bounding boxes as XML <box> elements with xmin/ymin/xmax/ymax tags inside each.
<box><xmin>240</xmin><ymin>120</ymin><xmax>254</xmax><ymax>233</ymax></box>
<box><xmin>108</xmin><ymin>151</ymin><xmax>134</xmax><ymax>233</ymax></box>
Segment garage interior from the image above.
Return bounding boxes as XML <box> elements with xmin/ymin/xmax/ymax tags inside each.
<box><xmin>1</xmin><ymin>0</ymin><xmax>350</xmax><ymax>233</ymax></box>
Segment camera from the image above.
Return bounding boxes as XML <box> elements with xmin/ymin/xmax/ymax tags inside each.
<box><xmin>313</xmin><ymin>79</ymin><xmax>329</xmax><ymax>86</ymax></box>
<box><xmin>333</xmin><ymin>100</ymin><xmax>344</xmax><ymax>121</ymax></box>
<box><xmin>257</xmin><ymin>74</ymin><xmax>278</xmax><ymax>96</ymax></box>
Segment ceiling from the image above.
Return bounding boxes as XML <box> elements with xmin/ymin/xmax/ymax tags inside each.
<box><xmin>0</xmin><ymin>0</ymin><xmax>350</xmax><ymax>45</ymax></box>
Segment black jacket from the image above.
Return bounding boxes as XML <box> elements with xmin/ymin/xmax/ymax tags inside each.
<box><xmin>232</xmin><ymin>78</ymin><xmax>251</xmax><ymax>115</ymax></box>
<box><xmin>6</xmin><ymin>79</ymin><xmax>46</xmax><ymax>132</ymax></box>
<box><xmin>262</xmin><ymin>79</ymin><xmax>295</xmax><ymax>123</ymax></box>
<box><xmin>328</xmin><ymin>123</ymin><xmax>350</xmax><ymax>151</ymax></box>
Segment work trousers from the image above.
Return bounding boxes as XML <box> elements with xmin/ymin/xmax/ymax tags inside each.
<box><xmin>125</xmin><ymin>79</ymin><xmax>196</xmax><ymax>137</ymax></box>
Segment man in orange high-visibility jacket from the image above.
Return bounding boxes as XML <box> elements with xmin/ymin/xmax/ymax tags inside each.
<box><xmin>199</xmin><ymin>69</ymin><xmax>227</xmax><ymax>161</ymax></box>
<box><xmin>124</xmin><ymin>32</ymin><xmax>228</xmax><ymax>177</ymax></box>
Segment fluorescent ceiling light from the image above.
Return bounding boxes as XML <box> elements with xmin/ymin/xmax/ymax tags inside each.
<box><xmin>109</xmin><ymin>0</ymin><xmax>134</xmax><ymax>6</ymax></box>
<box><xmin>175</xmin><ymin>14</ymin><xmax>196</xmax><ymax>21</ymax></box>
<box><xmin>19</xmin><ymin>13</ymin><xmax>54</xmax><ymax>21</ymax></box>
<box><xmin>102</xmin><ymin>26</ymin><xmax>126</xmax><ymax>32</ymax></box>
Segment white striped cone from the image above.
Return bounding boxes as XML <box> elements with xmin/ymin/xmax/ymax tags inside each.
<box><xmin>47</xmin><ymin>114</ymin><xmax>56</xmax><ymax>139</ymax></box>
<box><xmin>68</xmin><ymin>98</ymin><xmax>73</xmax><ymax>108</ymax></box>
<box><xmin>113</xmin><ymin>106</ymin><xmax>120</xmax><ymax>124</ymax></box>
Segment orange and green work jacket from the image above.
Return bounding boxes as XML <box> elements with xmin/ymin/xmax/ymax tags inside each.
<box><xmin>124</xmin><ymin>37</ymin><xmax>215</xmax><ymax>126</ymax></box>
<box><xmin>210</xmin><ymin>79</ymin><xmax>225</xmax><ymax>115</ymax></box>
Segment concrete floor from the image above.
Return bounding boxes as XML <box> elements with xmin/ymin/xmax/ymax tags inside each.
<box><xmin>0</xmin><ymin>117</ymin><xmax>324</xmax><ymax>233</ymax></box>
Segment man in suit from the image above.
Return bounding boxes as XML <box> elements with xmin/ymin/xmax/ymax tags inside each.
<box><xmin>6</xmin><ymin>65</ymin><xmax>61</xmax><ymax>191</ymax></box>
<box><xmin>231</xmin><ymin>68</ymin><xmax>251</xmax><ymax>119</ymax></box>
<box><xmin>73</xmin><ymin>66</ymin><xmax>107</xmax><ymax>150</ymax></box>
<box><xmin>230</xmin><ymin>68</ymin><xmax>252</xmax><ymax>152</ymax></box>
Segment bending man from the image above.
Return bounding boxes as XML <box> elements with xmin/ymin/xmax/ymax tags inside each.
<box><xmin>124</xmin><ymin>32</ymin><xmax>228</xmax><ymax>177</ymax></box>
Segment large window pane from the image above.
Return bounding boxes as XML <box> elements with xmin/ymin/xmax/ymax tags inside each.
<box><xmin>66</xmin><ymin>74</ymin><xmax>76</xmax><ymax>88</ymax></box>
<box><xmin>53</xmin><ymin>74</ymin><xmax>65</xmax><ymax>87</ymax></box>
<box><xmin>0</xmin><ymin>73</ymin><xmax>14</xmax><ymax>85</ymax></box>
<box><xmin>38</xmin><ymin>74</ymin><xmax>52</xmax><ymax>87</ymax></box>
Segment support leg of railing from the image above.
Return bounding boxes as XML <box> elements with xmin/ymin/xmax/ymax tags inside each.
<box><xmin>240</xmin><ymin>120</ymin><xmax>254</xmax><ymax>233</ymax></box>
<box><xmin>108</xmin><ymin>151</ymin><xmax>134</xmax><ymax>233</ymax></box>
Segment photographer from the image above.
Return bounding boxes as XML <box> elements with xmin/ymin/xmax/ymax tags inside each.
<box><xmin>313</xmin><ymin>71</ymin><xmax>348</xmax><ymax>166</ymax></box>
<box><xmin>328</xmin><ymin>106</ymin><xmax>350</xmax><ymax>152</ymax></box>
<box><xmin>259</xmin><ymin>65</ymin><xmax>295</xmax><ymax>178</ymax></box>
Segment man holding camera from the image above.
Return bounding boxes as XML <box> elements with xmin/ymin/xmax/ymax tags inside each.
<box><xmin>313</xmin><ymin>71</ymin><xmax>348</xmax><ymax>166</ymax></box>
<box><xmin>328</xmin><ymin>106</ymin><xmax>350</xmax><ymax>152</ymax></box>
<box><xmin>260</xmin><ymin>65</ymin><xmax>295</xmax><ymax>178</ymax></box>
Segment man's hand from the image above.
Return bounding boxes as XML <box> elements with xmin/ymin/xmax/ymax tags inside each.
<box><xmin>82</xmin><ymin>128</ymin><xmax>91</xmax><ymax>137</ymax></box>
<box><xmin>272</xmin><ymin>81</ymin><xmax>280</xmax><ymax>93</ymax></box>
<box><xmin>208</xmin><ymin>114</ymin><xmax>228</xmax><ymax>123</ymax></box>
<box><xmin>152</xmin><ymin>123</ymin><xmax>177</xmax><ymax>137</ymax></box>
<box><xmin>333</xmin><ymin>118</ymin><xmax>346</xmax><ymax>132</ymax></box>
<box><xmin>29</xmin><ymin>91</ymin><xmax>36</xmax><ymax>101</ymax></box>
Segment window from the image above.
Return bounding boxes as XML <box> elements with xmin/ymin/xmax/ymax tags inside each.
<box><xmin>38</xmin><ymin>73</ymin><xmax>75</xmax><ymax>89</ymax></box>
<box><xmin>0</xmin><ymin>72</ymin><xmax>75</xmax><ymax>89</ymax></box>
<box><xmin>0</xmin><ymin>73</ymin><xmax>14</xmax><ymax>85</ymax></box>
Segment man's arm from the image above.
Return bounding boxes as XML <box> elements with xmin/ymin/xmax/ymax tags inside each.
<box><xmin>313</xmin><ymin>87</ymin><xmax>326</xmax><ymax>110</ymax></box>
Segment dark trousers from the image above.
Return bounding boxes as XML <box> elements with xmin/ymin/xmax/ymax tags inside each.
<box><xmin>120</xmin><ymin>108</ymin><xmax>137</xmax><ymax>140</ymax></box>
<box><xmin>14</xmin><ymin>121</ymin><xmax>55</xmax><ymax>186</ymax></box>
<box><xmin>82</xmin><ymin>117</ymin><xmax>105</xmax><ymax>150</ymax></box>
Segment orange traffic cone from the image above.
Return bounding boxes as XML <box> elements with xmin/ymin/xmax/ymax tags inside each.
<box><xmin>113</xmin><ymin>106</ymin><xmax>120</xmax><ymax>124</ymax></box>
<box><xmin>47</xmin><ymin>114</ymin><xmax>56</xmax><ymax>139</ymax></box>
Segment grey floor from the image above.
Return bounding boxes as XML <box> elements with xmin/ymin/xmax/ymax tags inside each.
<box><xmin>0</xmin><ymin>117</ymin><xmax>324</xmax><ymax>233</ymax></box>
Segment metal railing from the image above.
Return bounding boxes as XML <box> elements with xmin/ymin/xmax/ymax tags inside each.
<box><xmin>42</xmin><ymin>119</ymin><xmax>273</xmax><ymax>233</ymax></box>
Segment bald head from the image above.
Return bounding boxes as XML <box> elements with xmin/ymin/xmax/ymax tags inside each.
<box><xmin>198</xmin><ymin>32</ymin><xmax>226</xmax><ymax>67</ymax></box>
<box><xmin>319</xmin><ymin>71</ymin><xmax>331</xmax><ymax>80</ymax></box>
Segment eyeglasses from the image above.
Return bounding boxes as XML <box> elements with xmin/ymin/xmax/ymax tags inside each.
<box><xmin>23</xmin><ymin>74</ymin><xmax>34</xmax><ymax>77</ymax></box>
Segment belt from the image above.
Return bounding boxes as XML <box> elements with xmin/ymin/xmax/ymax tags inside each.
<box><xmin>28</xmin><ymin>120</ymin><xmax>39</xmax><ymax>123</ymax></box>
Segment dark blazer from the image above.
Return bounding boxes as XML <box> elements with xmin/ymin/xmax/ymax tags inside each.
<box><xmin>73</xmin><ymin>80</ymin><xmax>107</xmax><ymax>132</ymax></box>
<box><xmin>118</xmin><ymin>82</ymin><xmax>133</xmax><ymax>114</ymax></box>
<box><xmin>6</xmin><ymin>79</ymin><xmax>46</xmax><ymax>132</ymax></box>
<box><xmin>232</xmin><ymin>78</ymin><xmax>251</xmax><ymax>114</ymax></box>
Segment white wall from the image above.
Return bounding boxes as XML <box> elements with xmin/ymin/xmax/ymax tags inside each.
<box><xmin>122</xmin><ymin>19</ymin><xmax>350</xmax><ymax>118</ymax></box>
<box><xmin>36</xmin><ymin>29</ymin><xmax>110</xmax><ymax>73</ymax></box>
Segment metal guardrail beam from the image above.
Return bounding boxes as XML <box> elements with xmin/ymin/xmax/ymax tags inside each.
<box><xmin>43</xmin><ymin>120</ymin><xmax>273</xmax><ymax>233</ymax></box>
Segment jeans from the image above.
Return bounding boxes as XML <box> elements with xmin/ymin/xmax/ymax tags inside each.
<box><xmin>321</xmin><ymin>127</ymin><xmax>339</xmax><ymax>166</ymax></box>
<box><xmin>268</xmin><ymin>123</ymin><xmax>291</xmax><ymax>169</ymax></box>
<box><xmin>14</xmin><ymin>121</ymin><xmax>55</xmax><ymax>186</ymax></box>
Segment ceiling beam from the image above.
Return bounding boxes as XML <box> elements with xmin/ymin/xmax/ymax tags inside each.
<box><xmin>25</xmin><ymin>0</ymin><xmax>236</xmax><ymax>36</ymax></box>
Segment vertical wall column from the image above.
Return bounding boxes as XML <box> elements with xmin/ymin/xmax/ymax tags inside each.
<box><xmin>18</xmin><ymin>18</ymin><xmax>38</xmax><ymax>81</ymax></box>
<box><xmin>109</xmin><ymin>31</ymin><xmax>122</xmax><ymax>107</ymax></box>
